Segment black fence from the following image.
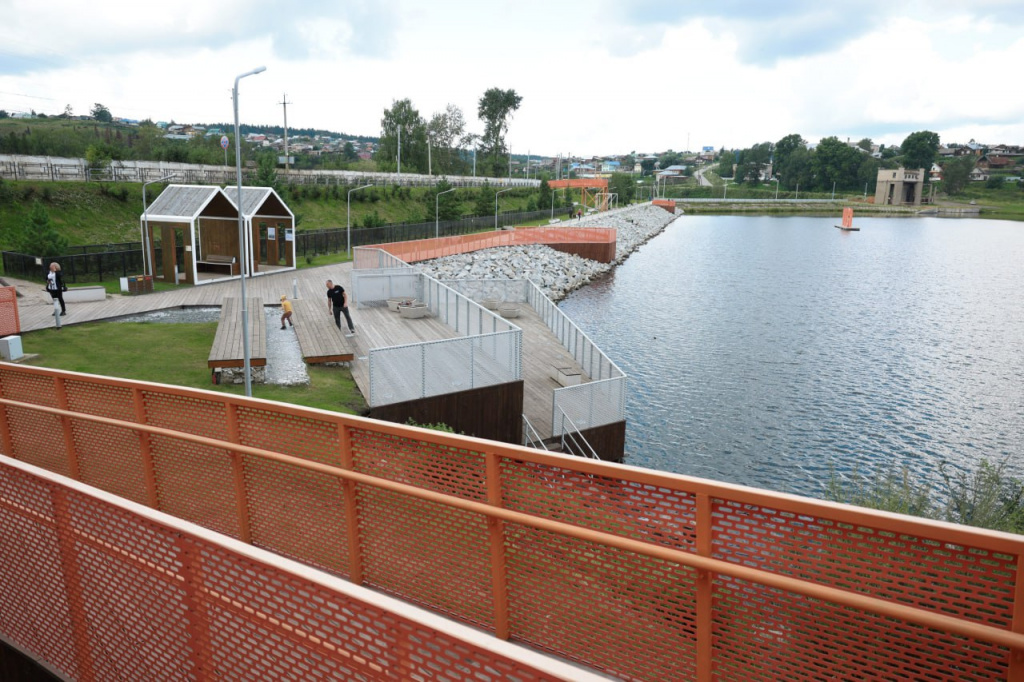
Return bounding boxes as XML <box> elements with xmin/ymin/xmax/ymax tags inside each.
<box><xmin>2</xmin><ymin>207</ymin><xmax>573</xmax><ymax>283</ymax></box>
<box><xmin>2</xmin><ymin>246</ymin><xmax>182</xmax><ymax>284</ymax></box>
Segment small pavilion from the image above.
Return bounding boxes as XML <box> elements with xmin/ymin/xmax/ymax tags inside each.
<box><xmin>222</xmin><ymin>186</ymin><xmax>296</xmax><ymax>277</ymax></box>
<box><xmin>142</xmin><ymin>185</ymin><xmax>240</xmax><ymax>285</ymax></box>
<box><xmin>141</xmin><ymin>185</ymin><xmax>297</xmax><ymax>285</ymax></box>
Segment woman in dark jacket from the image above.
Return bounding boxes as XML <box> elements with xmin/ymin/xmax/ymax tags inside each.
<box><xmin>46</xmin><ymin>262</ymin><xmax>67</xmax><ymax>315</ymax></box>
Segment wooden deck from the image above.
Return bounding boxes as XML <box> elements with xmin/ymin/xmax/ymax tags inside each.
<box><xmin>289</xmin><ymin>298</ymin><xmax>354</xmax><ymax>364</ymax></box>
<box><xmin>4</xmin><ymin>264</ymin><xmax>597</xmax><ymax>440</ymax></box>
<box><xmin>208</xmin><ymin>298</ymin><xmax>266</xmax><ymax>369</ymax></box>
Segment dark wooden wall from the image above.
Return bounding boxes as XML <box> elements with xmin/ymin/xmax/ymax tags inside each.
<box><xmin>369</xmin><ymin>381</ymin><xmax>524</xmax><ymax>445</ymax></box>
<box><xmin>548</xmin><ymin>241</ymin><xmax>616</xmax><ymax>263</ymax></box>
<box><xmin>560</xmin><ymin>420</ymin><xmax>626</xmax><ymax>462</ymax></box>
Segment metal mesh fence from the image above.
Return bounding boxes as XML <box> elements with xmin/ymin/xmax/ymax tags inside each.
<box><xmin>2</xmin><ymin>364</ymin><xmax>1024</xmax><ymax>681</ymax></box>
<box><xmin>0</xmin><ymin>457</ymin><xmax>594</xmax><ymax>681</ymax></box>
<box><xmin>368</xmin><ymin>331</ymin><xmax>521</xmax><ymax>406</ymax></box>
<box><xmin>0</xmin><ymin>286</ymin><xmax>20</xmax><ymax>337</ymax></box>
<box><xmin>2</xmin><ymin>246</ymin><xmax>182</xmax><ymax>283</ymax></box>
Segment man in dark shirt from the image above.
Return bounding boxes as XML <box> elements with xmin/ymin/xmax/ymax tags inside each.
<box><xmin>326</xmin><ymin>279</ymin><xmax>356</xmax><ymax>335</ymax></box>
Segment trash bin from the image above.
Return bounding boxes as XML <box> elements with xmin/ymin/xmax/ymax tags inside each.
<box><xmin>127</xmin><ymin>276</ymin><xmax>139</xmax><ymax>295</ymax></box>
<box><xmin>141</xmin><ymin>275</ymin><xmax>153</xmax><ymax>293</ymax></box>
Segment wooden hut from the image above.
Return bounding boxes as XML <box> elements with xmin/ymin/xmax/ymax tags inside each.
<box><xmin>141</xmin><ymin>185</ymin><xmax>241</xmax><ymax>285</ymax></box>
<box><xmin>222</xmin><ymin>186</ymin><xmax>296</xmax><ymax>277</ymax></box>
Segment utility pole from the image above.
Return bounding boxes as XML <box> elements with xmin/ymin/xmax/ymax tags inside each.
<box><xmin>279</xmin><ymin>93</ymin><xmax>292</xmax><ymax>173</ymax></box>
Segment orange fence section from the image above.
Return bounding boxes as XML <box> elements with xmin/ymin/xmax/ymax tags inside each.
<box><xmin>376</xmin><ymin>226</ymin><xmax>617</xmax><ymax>264</ymax></box>
<box><xmin>0</xmin><ymin>457</ymin><xmax>597</xmax><ymax>681</ymax></box>
<box><xmin>548</xmin><ymin>178</ymin><xmax>609</xmax><ymax>190</ymax></box>
<box><xmin>0</xmin><ymin>286</ymin><xmax>20</xmax><ymax>338</ymax></box>
<box><xmin>1</xmin><ymin>364</ymin><xmax>1024</xmax><ymax>681</ymax></box>
<box><xmin>652</xmin><ymin>199</ymin><xmax>676</xmax><ymax>213</ymax></box>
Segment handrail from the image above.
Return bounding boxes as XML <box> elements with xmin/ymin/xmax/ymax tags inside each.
<box><xmin>2</xmin><ymin>393</ymin><xmax>1024</xmax><ymax>654</ymax></box>
<box><xmin>522</xmin><ymin>414</ymin><xmax>548</xmax><ymax>450</ymax></box>
<box><xmin>557</xmin><ymin>407</ymin><xmax>599</xmax><ymax>460</ymax></box>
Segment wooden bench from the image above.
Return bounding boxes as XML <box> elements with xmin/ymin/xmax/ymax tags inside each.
<box><xmin>208</xmin><ymin>297</ymin><xmax>267</xmax><ymax>369</ymax></box>
<box><xmin>290</xmin><ymin>298</ymin><xmax>354</xmax><ymax>364</ymax></box>
<box><xmin>197</xmin><ymin>254</ymin><xmax>240</xmax><ymax>276</ymax></box>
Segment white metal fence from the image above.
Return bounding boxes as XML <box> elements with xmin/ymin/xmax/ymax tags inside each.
<box><xmin>353</xmin><ymin>246</ymin><xmax>410</xmax><ymax>271</ymax></box>
<box><xmin>352</xmin><ymin>268</ymin><xmax>523</xmax><ymax>407</ymax></box>
<box><xmin>0</xmin><ymin>154</ymin><xmax>540</xmax><ymax>189</ymax></box>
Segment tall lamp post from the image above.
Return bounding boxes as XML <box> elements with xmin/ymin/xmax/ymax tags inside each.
<box><xmin>141</xmin><ymin>173</ymin><xmax>176</xmax><ymax>277</ymax></box>
<box><xmin>233</xmin><ymin>65</ymin><xmax>266</xmax><ymax>398</ymax></box>
<box><xmin>347</xmin><ymin>184</ymin><xmax>373</xmax><ymax>259</ymax></box>
<box><xmin>435</xmin><ymin>187</ymin><xmax>457</xmax><ymax>239</ymax></box>
<box><xmin>494</xmin><ymin>187</ymin><xmax>513</xmax><ymax>230</ymax></box>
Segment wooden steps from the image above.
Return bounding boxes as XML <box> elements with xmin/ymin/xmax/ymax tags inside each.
<box><xmin>208</xmin><ymin>298</ymin><xmax>266</xmax><ymax>368</ymax></box>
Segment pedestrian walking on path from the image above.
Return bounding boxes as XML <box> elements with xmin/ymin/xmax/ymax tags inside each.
<box><xmin>46</xmin><ymin>262</ymin><xmax>67</xmax><ymax>317</ymax></box>
<box><xmin>280</xmin><ymin>294</ymin><xmax>294</xmax><ymax>329</ymax></box>
<box><xmin>326</xmin><ymin>279</ymin><xmax>356</xmax><ymax>335</ymax></box>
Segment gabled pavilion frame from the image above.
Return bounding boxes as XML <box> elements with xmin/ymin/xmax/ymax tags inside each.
<box><xmin>141</xmin><ymin>184</ymin><xmax>296</xmax><ymax>286</ymax></box>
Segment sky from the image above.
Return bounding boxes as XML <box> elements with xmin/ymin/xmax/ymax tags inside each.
<box><xmin>1</xmin><ymin>0</ymin><xmax>1023</xmax><ymax>158</ymax></box>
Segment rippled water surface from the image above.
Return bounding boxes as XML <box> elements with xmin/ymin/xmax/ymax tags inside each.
<box><xmin>558</xmin><ymin>215</ymin><xmax>1024</xmax><ymax>497</ymax></box>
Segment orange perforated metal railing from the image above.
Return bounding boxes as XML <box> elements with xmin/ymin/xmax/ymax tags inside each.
<box><xmin>1</xmin><ymin>363</ymin><xmax>1024</xmax><ymax>681</ymax></box>
<box><xmin>372</xmin><ymin>226</ymin><xmax>616</xmax><ymax>264</ymax></box>
<box><xmin>0</xmin><ymin>286</ymin><xmax>21</xmax><ymax>338</ymax></box>
<box><xmin>0</xmin><ymin>457</ymin><xmax>600</xmax><ymax>681</ymax></box>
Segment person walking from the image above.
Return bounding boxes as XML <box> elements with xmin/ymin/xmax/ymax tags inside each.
<box><xmin>326</xmin><ymin>279</ymin><xmax>355</xmax><ymax>335</ymax></box>
<box><xmin>46</xmin><ymin>262</ymin><xmax>67</xmax><ymax>316</ymax></box>
<box><xmin>280</xmin><ymin>294</ymin><xmax>294</xmax><ymax>329</ymax></box>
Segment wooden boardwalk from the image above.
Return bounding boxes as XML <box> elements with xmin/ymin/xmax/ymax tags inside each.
<box><xmin>289</xmin><ymin>298</ymin><xmax>354</xmax><ymax>364</ymax></box>
<box><xmin>3</xmin><ymin>264</ymin><xmax>596</xmax><ymax>439</ymax></box>
<box><xmin>208</xmin><ymin>298</ymin><xmax>266</xmax><ymax>368</ymax></box>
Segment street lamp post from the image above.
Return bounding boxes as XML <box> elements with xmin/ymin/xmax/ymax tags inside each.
<box><xmin>435</xmin><ymin>187</ymin><xmax>457</xmax><ymax>239</ymax></box>
<box><xmin>494</xmin><ymin>187</ymin><xmax>513</xmax><ymax>230</ymax></box>
<box><xmin>141</xmin><ymin>173</ymin><xmax>177</xmax><ymax>277</ymax></box>
<box><xmin>347</xmin><ymin>184</ymin><xmax>373</xmax><ymax>259</ymax></box>
<box><xmin>233</xmin><ymin>65</ymin><xmax>266</xmax><ymax>398</ymax></box>
<box><xmin>774</xmin><ymin>177</ymin><xmax>780</xmax><ymax>200</ymax></box>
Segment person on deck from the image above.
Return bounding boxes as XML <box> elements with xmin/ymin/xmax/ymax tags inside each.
<box><xmin>46</xmin><ymin>262</ymin><xmax>67</xmax><ymax>316</ymax></box>
<box><xmin>280</xmin><ymin>295</ymin><xmax>294</xmax><ymax>329</ymax></box>
<box><xmin>326</xmin><ymin>279</ymin><xmax>356</xmax><ymax>335</ymax></box>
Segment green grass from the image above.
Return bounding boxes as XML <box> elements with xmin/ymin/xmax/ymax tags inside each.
<box><xmin>22</xmin><ymin>320</ymin><xmax>368</xmax><ymax>414</ymax></box>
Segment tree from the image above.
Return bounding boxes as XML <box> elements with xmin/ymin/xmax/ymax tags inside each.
<box><xmin>427</xmin><ymin>179</ymin><xmax>462</xmax><ymax>221</ymax></box>
<box><xmin>778</xmin><ymin>145</ymin><xmax>813</xmax><ymax>191</ymax></box>
<box><xmin>477</xmin><ymin>88</ymin><xmax>522</xmax><ymax>177</ymax></box>
<box><xmin>538</xmin><ymin>179</ymin><xmax>553</xmax><ymax>210</ymax></box>
<box><xmin>856</xmin><ymin>138</ymin><xmax>874</xmax><ymax>152</ymax></box>
<box><xmin>63</xmin><ymin>104</ymin><xmax>73</xmax><ymax>118</ymax></box>
<box><xmin>255</xmin><ymin>153</ymin><xmax>279</xmax><ymax>190</ymax></box>
<box><xmin>735</xmin><ymin>142</ymin><xmax>773</xmax><ymax>186</ymax></box>
<box><xmin>811</xmin><ymin>136</ymin><xmax>863</xmax><ymax>190</ymax></box>
<box><xmin>608</xmin><ymin>173</ymin><xmax>636</xmax><ymax>206</ymax></box>
<box><xmin>342</xmin><ymin>141</ymin><xmax>358</xmax><ymax>161</ymax></box>
<box><xmin>17</xmin><ymin>201</ymin><xmax>68</xmax><ymax>257</ymax></box>
<box><xmin>427</xmin><ymin>103</ymin><xmax>468</xmax><ymax>175</ymax></box>
<box><xmin>473</xmin><ymin>182</ymin><xmax>494</xmax><ymax>217</ymax></box>
<box><xmin>716</xmin><ymin>150</ymin><xmax>735</xmax><ymax>178</ymax></box>
<box><xmin>376</xmin><ymin>98</ymin><xmax>427</xmax><ymax>173</ymax></box>
<box><xmin>941</xmin><ymin>156</ymin><xmax>974</xmax><ymax>195</ymax></box>
<box><xmin>0</xmin><ymin>110</ymin><xmax>8</xmax><ymax>119</ymax></box>
<box><xmin>91</xmin><ymin>103</ymin><xmax>112</xmax><ymax>123</ymax></box>
<box><xmin>900</xmin><ymin>131</ymin><xmax>940</xmax><ymax>173</ymax></box>
<box><xmin>774</xmin><ymin>134</ymin><xmax>805</xmax><ymax>175</ymax></box>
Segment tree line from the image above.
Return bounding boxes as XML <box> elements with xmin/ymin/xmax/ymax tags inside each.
<box><xmin>375</xmin><ymin>87</ymin><xmax>522</xmax><ymax>178</ymax></box>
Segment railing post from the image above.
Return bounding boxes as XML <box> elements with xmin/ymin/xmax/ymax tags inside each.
<box><xmin>176</xmin><ymin>535</ymin><xmax>214</xmax><ymax>680</ymax></box>
<box><xmin>132</xmin><ymin>387</ymin><xmax>160</xmax><ymax>509</ymax></box>
<box><xmin>0</xmin><ymin>371</ymin><xmax>14</xmax><ymax>457</ymax></box>
<box><xmin>337</xmin><ymin>422</ymin><xmax>364</xmax><ymax>584</ymax></box>
<box><xmin>52</xmin><ymin>487</ymin><xmax>97</xmax><ymax>682</ymax></box>
<box><xmin>53</xmin><ymin>377</ymin><xmax>81</xmax><ymax>480</ymax></box>
<box><xmin>224</xmin><ymin>403</ymin><xmax>253</xmax><ymax>543</ymax></box>
<box><xmin>485</xmin><ymin>452</ymin><xmax>510</xmax><ymax>639</ymax></box>
<box><xmin>696</xmin><ymin>492</ymin><xmax>713</xmax><ymax>682</ymax></box>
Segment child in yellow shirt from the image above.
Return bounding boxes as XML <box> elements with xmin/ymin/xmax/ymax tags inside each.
<box><xmin>280</xmin><ymin>295</ymin><xmax>294</xmax><ymax>329</ymax></box>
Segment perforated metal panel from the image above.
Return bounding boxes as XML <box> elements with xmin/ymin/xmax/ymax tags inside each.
<box><xmin>3</xmin><ymin>364</ymin><xmax>1024</xmax><ymax>681</ymax></box>
<box><xmin>0</xmin><ymin>459</ymin><xmax>587</xmax><ymax>681</ymax></box>
<box><xmin>0</xmin><ymin>286</ymin><xmax>20</xmax><ymax>337</ymax></box>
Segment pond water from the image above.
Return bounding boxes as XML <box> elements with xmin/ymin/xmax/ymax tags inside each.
<box><xmin>558</xmin><ymin>215</ymin><xmax>1024</xmax><ymax>498</ymax></box>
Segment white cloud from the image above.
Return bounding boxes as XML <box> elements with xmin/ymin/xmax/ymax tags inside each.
<box><xmin>0</xmin><ymin>1</ymin><xmax>1021</xmax><ymax>154</ymax></box>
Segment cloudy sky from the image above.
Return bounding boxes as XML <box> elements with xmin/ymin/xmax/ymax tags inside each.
<box><xmin>1</xmin><ymin>0</ymin><xmax>1022</xmax><ymax>157</ymax></box>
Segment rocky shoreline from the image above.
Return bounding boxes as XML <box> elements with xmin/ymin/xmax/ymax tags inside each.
<box><xmin>418</xmin><ymin>204</ymin><xmax>681</xmax><ymax>301</ymax></box>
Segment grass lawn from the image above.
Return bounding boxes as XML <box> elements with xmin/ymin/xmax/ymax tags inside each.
<box><xmin>22</xmin><ymin>320</ymin><xmax>368</xmax><ymax>414</ymax></box>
